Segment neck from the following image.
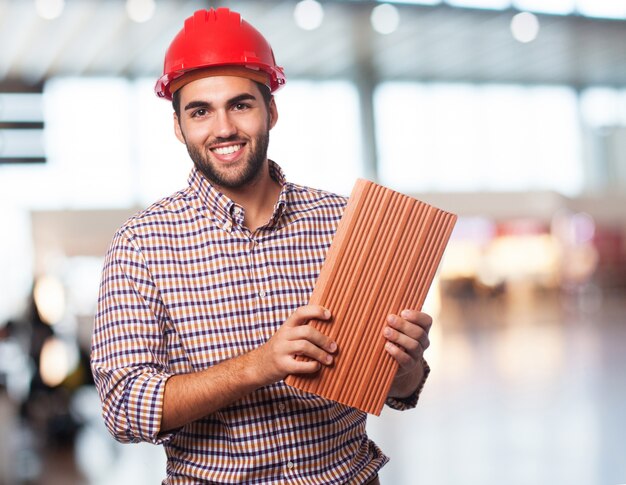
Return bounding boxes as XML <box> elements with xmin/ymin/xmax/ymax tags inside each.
<box><xmin>218</xmin><ymin>161</ymin><xmax>281</xmax><ymax>232</ymax></box>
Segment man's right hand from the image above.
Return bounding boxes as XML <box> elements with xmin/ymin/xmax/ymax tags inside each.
<box><xmin>251</xmin><ymin>305</ymin><xmax>337</xmax><ymax>386</ymax></box>
<box><xmin>161</xmin><ymin>305</ymin><xmax>336</xmax><ymax>432</ymax></box>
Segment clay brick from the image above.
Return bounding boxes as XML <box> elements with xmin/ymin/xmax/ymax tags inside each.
<box><xmin>284</xmin><ymin>179</ymin><xmax>457</xmax><ymax>415</ymax></box>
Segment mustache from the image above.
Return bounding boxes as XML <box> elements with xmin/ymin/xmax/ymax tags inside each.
<box><xmin>207</xmin><ymin>135</ymin><xmax>247</xmax><ymax>147</ymax></box>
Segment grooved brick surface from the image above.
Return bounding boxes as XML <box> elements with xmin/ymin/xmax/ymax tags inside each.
<box><xmin>284</xmin><ymin>179</ymin><xmax>457</xmax><ymax>415</ymax></box>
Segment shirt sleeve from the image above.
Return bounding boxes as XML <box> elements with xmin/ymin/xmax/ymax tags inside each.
<box><xmin>91</xmin><ymin>229</ymin><xmax>176</xmax><ymax>444</ymax></box>
<box><xmin>385</xmin><ymin>358</ymin><xmax>431</xmax><ymax>411</ymax></box>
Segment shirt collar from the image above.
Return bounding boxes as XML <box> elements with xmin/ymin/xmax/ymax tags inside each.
<box><xmin>268</xmin><ymin>161</ymin><xmax>288</xmax><ymax>228</ymax></box>
<box><xmin>187</xmin><ymin>160</ymin><xmax>289</xmax><ymax>230</ymax></box>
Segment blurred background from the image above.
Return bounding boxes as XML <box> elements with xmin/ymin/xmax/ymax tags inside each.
<box><xmin>1</xmin><ymin>0</ymin><xmax>625</xmax><ymax>484</ymax></box>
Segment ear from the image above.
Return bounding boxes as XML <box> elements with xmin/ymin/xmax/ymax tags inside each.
<box><xmin>173</xmin><ymin>112</ymin><xmax>185</xmax><ymax>144</ymax></box>
<box><xmin>268</xmin><ymin>97</ymin><xmax>278</xmax><ymax>130</ymax></box>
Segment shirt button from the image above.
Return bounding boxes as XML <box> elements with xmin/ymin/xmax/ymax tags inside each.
<box><xmin>286</xmin><ymin>461</ymin><xmax>295</xmax><ymax>470</ymax></box>
<box><xmin>278</xmin><ymin>403</ymin><xmax>286</xmax><ymax>411</ymax></box>
<box><xmin>258</xmin><ymin>290</ymin><xmax>267</xmax><ymax>298</ymax></box>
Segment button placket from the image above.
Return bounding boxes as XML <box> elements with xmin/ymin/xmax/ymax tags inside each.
<box><xmin>252</xmin><ymin>237</ymin><xmax>268</xmax><ymax>299</ymax></box>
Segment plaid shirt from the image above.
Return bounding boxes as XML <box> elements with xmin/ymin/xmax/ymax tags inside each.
<box><xmin>91</xmin><ymin>162</ymin><xmax>419</xmax><ymax>484</ymax></box>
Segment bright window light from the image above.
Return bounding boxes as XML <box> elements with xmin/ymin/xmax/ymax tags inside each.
<box><xmin>445</xmin><ymin>0</ymin><xmax>511</xmax><ymax>10</ymax></box>
<box><xmin>513</xmin><ymin>0</ymin><xmax>575</xmax><ymax>15</ymax></box>
<box><xmin>576</xmin><ymin>0</ymin><xmax>626</xmax><ymax>19</ymax></box>
<box><xmin>375</xmin><ymin>82</ymin><xmax>583</xmax><ymax>195</ymax></box>
<box><xmin>0</xmin><ymin>94</ymin><xmax>44</xmax><ymax>122</ymax></box>
<box><xmin>580</xmin><ymin>88</ymin><xmax>622</xmax><ymax>127</ymax></box>
<box><xmin>269</xmin><ymin>81</ymin><xmax>363</xmax><ymax>197</ymax></box>
<box><xmin>0</xmin><ymin>78</ymin><xmax>192</xmax><ymax>210</ymax></box>
<box><xmin>39</xmin><ymin>78</ymin><xmax>135</xmax><ymax>209</ymax></box>
<box><xmin>0</xmin><ymin>129</ymin><xmax>45</xmax><ymax>157</ymax></box>
<box><xmin>294</xmin><ymin>0</ymin><xmax>324</xmax><ymax>31</ymax></box>
<box><xmin>510</xmin><ymin>12</ymin><xmax>540</xmax><ymax>43</ymax></box>
<box><xmin>134</xmin><ymin>79</ymin><xmax>192</xmax><ymax>205</ymax></box>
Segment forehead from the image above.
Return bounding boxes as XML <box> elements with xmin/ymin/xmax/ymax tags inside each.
<box><xmin>178</xmin><ymin>75</ymin><xmax>262</xmax><ymax>104</ymax></box>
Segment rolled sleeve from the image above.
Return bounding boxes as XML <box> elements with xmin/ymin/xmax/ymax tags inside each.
<box><xmin>94</xmin><ymin>366</ymin><xmax>174</xmax><ymax>444</ymax></box>
<box><xmin>91</xmin><ymin>229</ymin><xmax>175</xmax><ymax>444</ymax></box>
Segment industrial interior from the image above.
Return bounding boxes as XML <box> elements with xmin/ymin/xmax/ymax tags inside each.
<box><xmin>0</xmin><ymin>0</ymin><xmax>625</xmax><ymax>484</ymax></box>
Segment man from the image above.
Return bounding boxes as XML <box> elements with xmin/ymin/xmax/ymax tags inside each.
<box><xmin>91</xmin><ymin>8</ymin><xmax>432</xmax><ymax>484</ymax></box>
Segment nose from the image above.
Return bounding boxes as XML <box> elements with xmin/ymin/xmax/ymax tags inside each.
<box><xmin>214</xmin><ymin>110</ymin><xmax>237</xmax><ymax>139</ymax></box>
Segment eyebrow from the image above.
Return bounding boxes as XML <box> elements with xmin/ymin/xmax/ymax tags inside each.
<box><xmin>183</xmin><ymin>93</ymin><xmax>258</xmax><ymax>112</ymax></box>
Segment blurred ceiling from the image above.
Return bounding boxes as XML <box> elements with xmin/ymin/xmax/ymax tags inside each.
<box><xmin>0</xmin><ymin>0</ymin><xmax>625</xmax><ymax>91</ymax></box>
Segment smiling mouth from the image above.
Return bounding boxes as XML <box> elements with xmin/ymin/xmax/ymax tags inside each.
<box><xmin>211</xmin><ymin>144</ymin><xmax>243</xmax><ymax>155</ymax></box>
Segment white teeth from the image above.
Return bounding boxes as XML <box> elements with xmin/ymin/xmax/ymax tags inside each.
<box><xmin>212</xmin><ymin>144</ymin><xmax>242</xmax><ymax>155</ymax></box>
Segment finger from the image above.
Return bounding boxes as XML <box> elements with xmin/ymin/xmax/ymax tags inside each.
<box><xmin>400</xmin><ymin>310</ymin><xmax>433</xmax><ymax>330</ymax></box>
<box><xmin>384</xmin><ymin>341</ymin><xmax>417</xmax><ymax>369</ymax></box>
<box><xmin>289</xmin><ymin>359</ymin><xmax>322</xmax><ymax>375</ymax></box>
<box><xmin>383</xmin><ymin>325</ymin><xmax>425</xmax><ymax>356</ymax></box>
<box><xmin>386</xmin><ymin>314</ymin><xmax>426</xmax><ymax>341</ymax></box>
<box><xmin>289</xmin><ymin>325</ymin><xmax>338</xmax><ymax>355</ymax></box>
<box><xmin>387</xmin><ymin>312</ymin><xmax>432</xmax><ymax>350</ymax></box>
<box><xmin>291</xmin><ymin>339</ymin><xmax>335</xmax><ymax>366</ymax></box>
<box><xmin>284</xmin><ymin>305</ymin><xmax>331</xmax><ymax>328</ymax></box>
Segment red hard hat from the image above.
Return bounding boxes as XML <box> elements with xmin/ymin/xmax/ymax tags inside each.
<box><xmin>155</xmin><ymin>8</ymin><xmax>286</xmax><ymax>100</ymax></box>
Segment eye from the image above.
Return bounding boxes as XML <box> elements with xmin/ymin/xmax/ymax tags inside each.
<box><xmin>191</xmin><ymin>108</ymin><xmax>208</xmax><ymax>118</ymax></box>
<box><xmin>233</xmin><ymin>103</ymin><xmax>250</xmax><ymax>111</ymax></box>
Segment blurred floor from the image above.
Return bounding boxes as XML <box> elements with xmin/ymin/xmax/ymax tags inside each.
<box><xmin>1</xmin><ymin>285</ymin><xmax>625</xmax><ymax>484</ymax></box>
<box><xmin>370</xmin><ymin>284</ymin><xmax>626</xmax><ymax>485</ymax></box>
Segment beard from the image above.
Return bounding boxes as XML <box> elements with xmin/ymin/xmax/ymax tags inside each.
<box><xmin>185</xmin><ymin>130</ymin><xmax>270</xmax><ymax>190</ymax></box>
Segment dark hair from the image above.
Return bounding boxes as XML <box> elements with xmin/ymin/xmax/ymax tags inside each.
<box><xmin>172</xmin><ymin>80</ymin><xmax>272</xmax><ymax>118</ymax></box>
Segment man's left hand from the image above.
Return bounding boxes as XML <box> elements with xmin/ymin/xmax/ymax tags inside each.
<box><xmin>383</xmin><ymin>309</ymin><xmax>432</xmax><ymax>399</ymax></box>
